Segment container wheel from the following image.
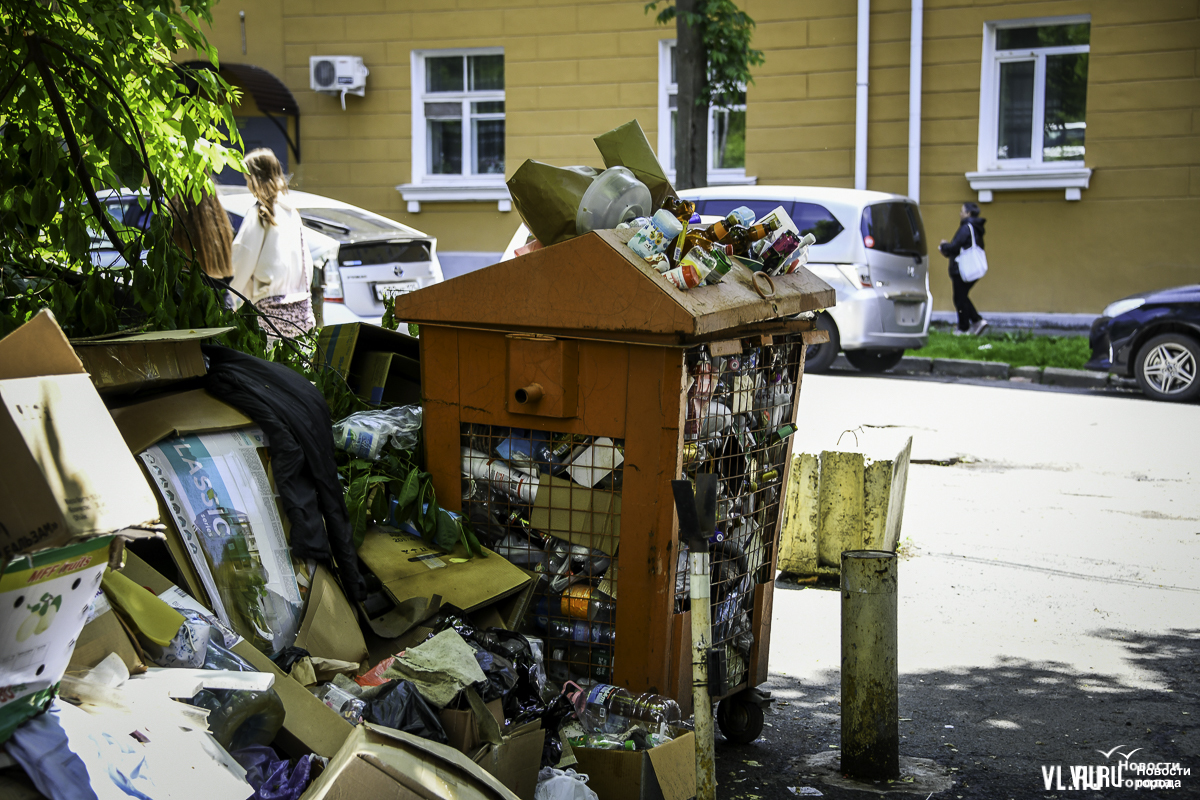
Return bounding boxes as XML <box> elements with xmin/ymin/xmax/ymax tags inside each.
<box><xmin>717</xmin><ymin>693</ymin><xmax>765</xmax><ymax>744</ymax></box>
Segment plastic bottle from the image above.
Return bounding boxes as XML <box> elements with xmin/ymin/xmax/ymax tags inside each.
<box><xmin>551</xmin><ymin>644</ymin><xmax>614</xmax><ymax>682</ymax></box>
<box><xmin>566</xmin><ymin>682</ymin><xmax>683</xmax><ymax>735</ymax></box>
<box><xmin>546</xmin><ymin>618</ymin><xmax>616</xmax><ymax>645</ymax></box>
<box><xmin>555</xmin><ymin>584</ymin><xmax>616</xmax><ymax>624</ymax></box>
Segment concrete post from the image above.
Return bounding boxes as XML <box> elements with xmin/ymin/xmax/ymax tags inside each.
<box><xmin>840</xmin><ymin>550</ymin><xmax>899</xmax><ymax>779</ymax></box>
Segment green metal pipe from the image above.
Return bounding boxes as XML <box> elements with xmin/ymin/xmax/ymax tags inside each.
<box><xmin>840</xmin><ymin>549</ymin><xmax>899</xmax><ymax>780</ymax></box>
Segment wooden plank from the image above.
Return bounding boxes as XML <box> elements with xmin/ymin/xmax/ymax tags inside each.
<box><xmin>863</xmin><ymin>459</ymin><xmax>893</xmax><ymax>551</ymax></box>
<box><xmin>420</xmin><ymin>327</ymin><xmax>463</xmax><ymax>513</ymax></box>
<box><xmin>777</xmin><ymin>453</ymin><xmax>820</xmax><ymax>575</ymax></box>
<box><xmin>883</xmin><ymin>436</ymin><xmax>913</xmax><ymax>551</ymax></box>
<box><xmin>817</xmin><ymin>451</ymin><xmax>865</xmax><ymax>566</ymax></box>
<box><xmin>614</xmin><ymin>344</ymin><xmax>685</xmax><ymax>698</ymax></box>
<box><xmin>801</xmin><ymin>329</ymin><xmax>830</xmax><ymax>345</ymax></box>
<box><xmin>668</xmin><ymin>610</ymin><xmax>693</xmax><ymax>718</ymax></box>
<box><xmin>748</xmin><ymin>581</ymin><xmax>774</xmax><ymax>688</ymax></box>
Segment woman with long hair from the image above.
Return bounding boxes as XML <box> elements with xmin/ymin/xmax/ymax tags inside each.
<box><xmin>939</xmin><ymin>202</ymin><xmax>988</xmax><ymax>336</ymax></box>
<box><xmin>230</xmin><ymin>148</ymin><xmax>315</xmax><ymax>343</ymax></box>
<box><xmin>169</xmin><ymin>182</ymin><xmax>235</xmax><ymax>302</ymax></box>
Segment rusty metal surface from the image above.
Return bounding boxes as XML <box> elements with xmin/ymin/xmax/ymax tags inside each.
<box><xmin>391</xmin><ymin>229</ymin><xmax>834</xmax><ymax>343</ymax></box>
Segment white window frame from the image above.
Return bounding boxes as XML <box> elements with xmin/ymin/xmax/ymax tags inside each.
<box><xmin>968</xmin><ymin>15</ymin><xmax>1092</xmax><ymax>202</ymax></box>
<box><xmin>398</xmin><ymin>47</ymin><xmax>510</xmax><ymax>213</ymax></box>
<box><xmin>657</xmin><ymin>40</ymin><xmax>755</xmax><ymax>186</ymax></box>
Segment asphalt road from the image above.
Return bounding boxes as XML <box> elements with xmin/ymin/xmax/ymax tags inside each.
<box><xmin>714</xmin><ymin>373</ymin><xmax>1200</xmax><ymax>799</ymax></box>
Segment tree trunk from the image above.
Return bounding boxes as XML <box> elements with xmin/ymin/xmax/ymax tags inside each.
<box><xmin>675</xmin><ymin>0</ymin><xmax>707</xmax><ymax>190</ymax></box>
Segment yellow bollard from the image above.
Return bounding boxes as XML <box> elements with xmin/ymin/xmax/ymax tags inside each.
<box><xmin>840</xmin><ymin>550</ymin><xmax>899</xmax><ymax>780</ymax></box>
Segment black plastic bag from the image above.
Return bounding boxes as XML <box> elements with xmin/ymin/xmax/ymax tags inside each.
<box><xmin>271</xmin><ymin>646</ymin><xmax>311</xmax><ymax>673</ymax></box>
<box><xmin>539</xmin><ymin>693</ymin><xmax>576</xmax><ymax>768</ymax></box>
<box><xmin>364</xmin><ymin>679</ymin><xmax>448</xmax><ymax>744</ymax></box>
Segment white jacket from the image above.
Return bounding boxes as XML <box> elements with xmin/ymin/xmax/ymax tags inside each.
<box><xmin>230</xmin><ymin>196</ymin><xmax>313</xmax><ymax>306</ymax></box>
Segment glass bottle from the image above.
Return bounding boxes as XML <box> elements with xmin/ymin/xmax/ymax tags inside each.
<box><xmin>659</xmin><ymin>196</ymin><xmax>696</xmax><ymax>223</ymax></box>
<box><xmin>700</xmin><ymin>206</ymin><xmax>756</xmax><ymax>242</ymax></box>
<box><xmin>719</xmin><ymin>221</ymin><xmax>779</xmax><ymax>255</ymax></box>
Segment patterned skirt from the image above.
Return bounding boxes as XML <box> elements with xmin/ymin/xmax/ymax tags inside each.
<box><xmin>256</xmin><ymin>294</ymin><xmax>316</xmax><ymax>345</ymax></box>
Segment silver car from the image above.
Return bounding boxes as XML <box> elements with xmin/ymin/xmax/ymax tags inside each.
<box><xmin>677</xmin><ymin>186</ymin><xmax>932</xmax><ymax>372</ymax></box>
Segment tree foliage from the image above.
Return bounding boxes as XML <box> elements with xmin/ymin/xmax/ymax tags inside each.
<box><xmin>0</xmin><ymin>0</ymin><xmax>252</xmax><ymax>342</ymax></box>
<box><xmin>646</xmin><ymin>0</ymin><xmax>765</xmax><ymax>107</ymax></box>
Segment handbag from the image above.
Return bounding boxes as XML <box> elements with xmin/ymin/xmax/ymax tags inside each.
<box><xmin>956</xmin><ymin>222</ymin><xmax>988</xmax><ymax>282</ymax></box>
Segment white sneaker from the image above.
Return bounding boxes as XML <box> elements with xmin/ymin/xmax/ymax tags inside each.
<box><xmin>969</xmin><ymin>319</ymin><xmax>990</xmax><ymax>335</ymax></box>
<box><xmin>952</xmin><ymin>327</ymin><xmax>967</xmax><ymax>336</ymax></box>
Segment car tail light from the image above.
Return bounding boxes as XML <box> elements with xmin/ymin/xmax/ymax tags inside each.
<box><xmin>324</xmin><ymin>262</ymin><xmax>344</xmax><ymax>302</ymax></box>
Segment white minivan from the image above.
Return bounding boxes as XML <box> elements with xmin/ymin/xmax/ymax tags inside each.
<box><xmin>677</xmin><ymin>186</ymin><xmax>932</xmax><ymax>373</ymax></box>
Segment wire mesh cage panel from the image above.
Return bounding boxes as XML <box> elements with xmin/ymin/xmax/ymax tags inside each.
<box><xmin>455</xmin><ymin>334</ymin><xmax>802</xmax><ymax>699</ymax></box>
<box><xmin>673</xmin><ymin>335</ymin><xmax>803</xmax><ymax>691</ymax></box>
<box><xmin>461</xmin><ymin>426</ymin><xmax>624</xmax><ymax>690</ymax></box>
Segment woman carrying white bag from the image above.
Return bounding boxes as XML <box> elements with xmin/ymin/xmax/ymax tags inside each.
<box><xmin>939</xmin><ymin>202</ymin><xmax>989</xmax><ymax>335</ymax></box>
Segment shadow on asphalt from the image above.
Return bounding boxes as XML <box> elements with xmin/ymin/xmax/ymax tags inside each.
<box><xmin>715</xmin><ymin>626</ymin><xmax>1200</xmax><ymax>799</ymax></box>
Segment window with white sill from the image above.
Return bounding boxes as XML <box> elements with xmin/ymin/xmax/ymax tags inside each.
<box><xmin>969</xmin><ymin>17</ymin><xmax>1092</xmax><ymax>200</ymax></box>
<box><xmin>658</xmin><ymin>40</ymin><xmax>754</xmax><ymax>186</ymax></box>
<box><xmin>401</xmin><ymin>49</ymin><xmax>509</xmax><ymax>212</ymax></box>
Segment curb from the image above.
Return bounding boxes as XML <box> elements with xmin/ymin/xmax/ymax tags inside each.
<box><xmin>830</xmin><ymin>353</ymin><xmax>1138</xmax><ymax>394</ymax></box>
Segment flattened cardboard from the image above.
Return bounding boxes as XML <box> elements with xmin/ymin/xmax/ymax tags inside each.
<box><xmin>111</xmin><ymin>388</ymin><xmax>253</xmax><ymax>455</ymax></box>
<box><xmin>119</xmin><ymin>551</ymin><xmax>353</xmax><ymax>759</ymax></box>
<box><xmin>72</xmin><ymin>327</ymin><xmax>233</xmax><ymax>395</ymax></box>
<box><xmin>570</xmin><ymin>731</ymin><xmax>696</xmax><ymax>800</ymax></box>
<box><xmin>317</xmin><ymin>322</ymin><xmax>421</xmax><ymax>405</ymax></box>
<box><xmin>301</xmin><ymin>723</ymin><xmax>520</xmax><ymax>800</ymax></box>
<box><xmin>66</xmin><ymin>609</ymin><xmax>143</xmax><ymax>675</ymax></box>
<box><xmin>357</xmin><ymin>528</ymin><xmax>531</xmax><ymax>615</ymax></box>
<box><xmin>294</xmin><ymin>564</ymin><xmax>368</xmax><ymax>665</ymax></box>
<box><xmin>0</xmin><ymin>313</ymin><xmax>160</xmax><ymax>560</ymax></box>
<box><xmin>529</xmin><ymin>474</ymin><xmax>622</xmax><ymax>557</ymax></box>
<box><xmin>472</xmin><ymin>722</ymin><xmax>546</xmax><ymax>800</ymax></box>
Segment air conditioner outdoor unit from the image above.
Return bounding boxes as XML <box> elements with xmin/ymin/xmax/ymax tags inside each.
<box><xmin>309</xmin><ymin>56</ymin><xmax>369</xmax><ymax>109</ymax></box>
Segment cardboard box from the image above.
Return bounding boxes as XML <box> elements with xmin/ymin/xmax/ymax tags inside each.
<box><xmin>473</xmin><ymin>721</ymin><xmax>546</xmax><ymax>800</ymax></box>
<box><xmin>0</xmin><ymin>311</ymin><xmax>160</xmax><ymax>560</ymax></box>
<box><xmin>66</xmin><ymin>608</ymin><xmax>143</xmax><ymax>676</ymax></box>
<box><xmin>0</xmin><ymin>536</ymin><xmax>114</xmax><ymax>742</ymax></box>
<box><xmin>294</xmin><ymin>564</ymin><xmax>368</xmax><ymax>666</ymax></box>
<box><xmin>71</xmin><ymin>327</ymin><xmax>233</xmax><ymax>395</ymax></box>
<box><xmin>529</xmin><ymin>475</ymin><xmax>622</xmax><ymax>557</ymax></box>
<box><xmin>317</xmin><ymin>323</ymin><xmax>421</xmax><ymax>405</ymax></box>
<box><xmin>119</xmin><ymin>551</ymin><xmax>354</xmax><ymax>759</ymax></box>
<box><xmin>357</xmin><ymin>528</ymin><xmax>532</xmax><ymax>617</ymax></box>
<box><xmin>441</xmin><ymin>697</ymin><xmax>504</xmax><ymax>755</ymax></box>
<box><xmin>300</xmin><ymin>723</ymin><xmax>520</xmax><ymax>800</ymax></box>
<box><xmin>570</xmin><ymin>731</ymin><xmax>696</xmax><ymax>800</ymax></box>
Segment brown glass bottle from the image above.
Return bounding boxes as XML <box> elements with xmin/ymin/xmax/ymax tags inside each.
<box><xmin>719</xmin><ymin>220</ymin><xmax>778</xmax><ymax>255</ymax></box>
<box><xmin>659</xmin><ymin>196</ymin><xmax>696</xmax><ymax>222</ymax></box>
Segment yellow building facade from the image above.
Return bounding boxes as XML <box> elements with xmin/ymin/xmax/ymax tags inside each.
<box><xmin>193</xmin><ymin>0</ymin><xmax>1199</xmax><ymax>313</ymax></box>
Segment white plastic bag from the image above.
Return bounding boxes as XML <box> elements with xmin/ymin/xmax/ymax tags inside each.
<box><xmin>957</xmin><ymin>223</ymin><xmax>989</xmax><ymax>282</ymax></box>
<box><xmin>535</xmin><ymin>767</ymin><xmax>599</xmax><ymax>800</ymax></box>
<box><xmin>332</xmin><ymin>404</ymin><xmax>422</xmax><ymax>460</ymax></box>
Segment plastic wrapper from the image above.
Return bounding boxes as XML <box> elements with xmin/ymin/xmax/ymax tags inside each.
<box><xmin>143</xmin><ymin>607</ymin><xmax>215</xmax><ymax>669</ymax></box>
<box><xmin>535</xmin><ymin>767</ymin><xmax>600</xmax><ymax>800</ymax></box>
<box><xmin>201</xmin><ymin>640</ymin><xmax>287</xmax><ymax>750</ymax></box>
<box><xmin>313</xmin><ymin>683</ymin><xmax>367</xmax><ymax>724</ymax></box>
<box><xmin>333</xmin><ymin>404</ymin><xmax>422</xmax><ymax>460</ymax></box>
<box><xmin>363</xmin><ymin>679</ymin><xmax>448</xmax><ymax>744</ymax></box>
<box><xmin>232</xmin><ymin>746</ymin><xmax>315</xmax><ymax>800</ymax></box>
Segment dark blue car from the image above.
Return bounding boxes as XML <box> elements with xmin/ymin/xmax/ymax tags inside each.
<box><xmin>1086</xmin><ymin>285</ymin><xmax>1200</xmax><ymax>402</ymax></box>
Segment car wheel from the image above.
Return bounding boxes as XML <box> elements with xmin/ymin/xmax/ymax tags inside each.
<box><xmin>804</xmin><ymin>313</ymin><xmax>840</xmax><ymax>374</ymax></box>
<box><xmin>844</xmin><ymin>348</ymin><xmax>905</xmax><ymax>373</ymax></box>
<box><xmin>1134</xmin><ymin>333</ymin><xmax>1200</xmax><ymax>402</ymax></box>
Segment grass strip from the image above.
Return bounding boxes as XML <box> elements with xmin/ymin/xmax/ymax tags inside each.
<box><xmin>910</xmin><ymin>329</ymin><xmax>1092</xmax><ymax>370</ymax></box>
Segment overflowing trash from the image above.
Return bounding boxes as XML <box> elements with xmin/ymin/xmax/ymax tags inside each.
<box><xmin>1</xmin><ymin>117</ymin><xmax>824</xmax><ymax>800</ymax></box>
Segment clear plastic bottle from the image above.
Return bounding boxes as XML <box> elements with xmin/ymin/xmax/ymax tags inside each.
<box><xmin>566</xmin><ymin>682</ymin><xmax>683</xmax><ymax>735</ymax></box>
<box><xmin>546</xmin><ymin>618</ymin><xmax>616</xmax><ymax>645</ymax></box>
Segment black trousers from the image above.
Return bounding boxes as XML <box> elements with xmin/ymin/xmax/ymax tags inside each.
<box><xmin>950</xmin><ymin>270</ymin><xmax>982</xmax><ymax>331</ymax></box>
